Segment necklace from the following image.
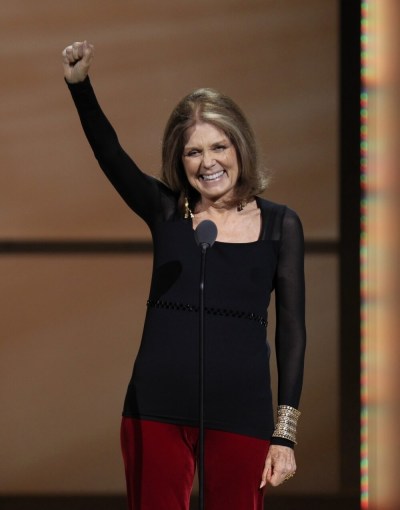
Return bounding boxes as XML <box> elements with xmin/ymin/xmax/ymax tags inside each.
<box><xmin>185</xmin><ymin>196</ymin><xmax>248</xmax><ymax>219</ymax></box>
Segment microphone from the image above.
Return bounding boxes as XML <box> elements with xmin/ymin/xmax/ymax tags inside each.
<box><xmin>194</xmin><ymin>220</ymin><xmax>218</xmax><ymax>249</ymax></box>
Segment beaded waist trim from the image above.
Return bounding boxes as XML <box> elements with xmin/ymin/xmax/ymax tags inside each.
<box><xmin>147</xmin><ymin>299</ymin><xmax>267</xmax><ymax>328</ymax></box>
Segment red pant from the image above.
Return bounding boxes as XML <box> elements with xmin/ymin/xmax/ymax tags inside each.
<box><xmin>121</xmin><ymin>418</ymin><xmax>270</xmax><ymax>510</ymax></box>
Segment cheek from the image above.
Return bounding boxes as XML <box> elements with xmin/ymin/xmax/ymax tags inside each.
<box><xmin>225</xmin><ymin>148</ymin><xmax>239</xmax><ymax>168</ymax></box>
<box><xmin>226</xmin><ymin>154</ymin><xmax>239</xmax><ymax>175</ymax></box>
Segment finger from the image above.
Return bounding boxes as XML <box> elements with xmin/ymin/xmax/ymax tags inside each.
<box><xmin>267</xmin><ymin>454</ymin><xmax>289</xmax><ymax>486</ymax></box>
<box><xmin>259</xmin><ymin>456</ymin><xmax>272</xmax><ymax>489</ymax></box>
<box><xmin>63</xmin><ymin>45</ymin><xmax>77</xmax><ymax>64</ymax></box>
<box><xmin>82</xmin><ymin>40</ymin><xmax>94</xmax><ymax>65</ymax></box>
<box><xmin>273</xmin><ymin>465</ymin><xmax>297</xmax><ymax>487</ymax></box>
<box><xmin>72</xmin><ymin>42</ymin><xmax>83</xmax><ymax>61</ymax></box>
<box><xmin>62</xmin><ymin>46</ymin><xmax>71</xmax><ymax>64</ymax></box>
<box><xmin>273</xmin><ymin>466</ymin><xmax>288</xmax><ymax>486</ymax></box>
<box><xmin>61</xmin><ymin>48</ymin><xmax>69</xmax><ymax>65</ymax></box>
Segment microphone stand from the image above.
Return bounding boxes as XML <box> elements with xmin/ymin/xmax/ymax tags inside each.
<box><xmin>194</xmin><ymin>220</ymin><xmax>217</xmax><ymax>510</ymax></box>
<box><xmin>198</xmin><ymin>242</ymin><xmax>207</xmax><ymax>510</ymax></box>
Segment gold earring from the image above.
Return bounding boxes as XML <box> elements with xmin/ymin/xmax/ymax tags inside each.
<box><xmin>237</xmin><ymin>200</ymin><xmax>247</xmax><ymax>212</ymax></box>
<box><xmin>184</xmin><ymin>196</ymin><xmax>194</xmax><ymax>219</ymax></box>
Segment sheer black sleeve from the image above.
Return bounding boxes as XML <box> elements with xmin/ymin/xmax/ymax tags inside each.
<box><xmin>66</xmin><ymin>77</ymin><xmax>175</xmax><ymax>226</ymax></box>
<box><xmin>272</xmin><ymin>207</ymin><xmax>306</xmax><ymax>447</ymax></box>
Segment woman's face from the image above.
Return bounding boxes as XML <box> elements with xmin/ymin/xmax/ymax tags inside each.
<box><xmin>182</xmin><ymin>122</ymin><xmax>239</xmax><ymax>204</ymax></box>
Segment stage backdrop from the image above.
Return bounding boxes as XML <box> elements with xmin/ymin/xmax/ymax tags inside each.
<box><xmin>0</xmin><ymin>0</ymin><xmax>338</xmax><ymax>497</ymax></box>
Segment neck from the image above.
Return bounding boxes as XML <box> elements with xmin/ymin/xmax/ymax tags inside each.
<box><xmin>196</xmin><ymin>198</ymin><xmax>235</xmax><ymax>216</ymax></box>
<box><xmin>195</xmin><ymin>196</ymin><xmax>250</xmax><ymax>217</ymax></box>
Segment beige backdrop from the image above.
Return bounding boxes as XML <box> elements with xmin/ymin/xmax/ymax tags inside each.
<box><xmin>0</xmin><ymin>0</ymin><xmax>338</xmax><ymax>496</ymax></box>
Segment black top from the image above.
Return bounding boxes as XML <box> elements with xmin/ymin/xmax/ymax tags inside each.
<box><xmin>67</xmin><ymin>77</ymin><xmax>306</xmax><ymax>447</ymax></box>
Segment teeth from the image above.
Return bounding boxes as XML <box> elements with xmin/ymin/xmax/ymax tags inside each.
<box><xmin>201</xmin><ymin>170</ymin><xmax>224</xmax><ymax>181</ymax></box>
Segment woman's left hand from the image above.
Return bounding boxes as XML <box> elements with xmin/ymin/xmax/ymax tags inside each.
<box><xmin>259</xmin><ymin>444</ymin><xmax>296</xmax><ymax>488</ymax></box>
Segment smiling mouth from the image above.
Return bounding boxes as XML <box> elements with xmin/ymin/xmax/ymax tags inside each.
<box><xmin>200</xmin><ymin>170</ymin><xmax>225</xmax><ymax>181</ymax></box>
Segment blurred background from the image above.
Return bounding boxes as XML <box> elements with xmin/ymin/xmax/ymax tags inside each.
<box><xmin>0</xmin><ymin>1</ymin><xmax>397</xmax><ymax>509</ymax></box>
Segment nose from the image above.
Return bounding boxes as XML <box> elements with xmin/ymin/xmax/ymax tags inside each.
<box><xmin>202</xmin><ymin>150</ymin><xmax>216</xmax><ymax>169</ymax></box>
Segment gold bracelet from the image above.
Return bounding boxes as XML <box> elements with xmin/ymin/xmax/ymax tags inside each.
<box><xmin>271</xmin><ymin>405</ymin><xmax>301</xmax><ymax>444</ymax></box>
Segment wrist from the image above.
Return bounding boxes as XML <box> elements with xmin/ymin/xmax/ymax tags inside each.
<box><xmin>271</xmin><ymin>405</ymin><xmax>301</xmax><ymax>445</ymax></box>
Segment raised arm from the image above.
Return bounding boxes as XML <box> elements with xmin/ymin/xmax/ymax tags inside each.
<box><xmin>62</xmin><ymin>41</ymin><xmax>173</xmax><ymax>224</ymax></box>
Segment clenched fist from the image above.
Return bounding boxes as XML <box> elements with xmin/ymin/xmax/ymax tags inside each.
<box><xmin>62</xmin><ymin>41</ymin><xmax>94</xmax><ymax>84</ymax></box>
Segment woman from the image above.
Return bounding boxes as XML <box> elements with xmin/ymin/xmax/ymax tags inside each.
<box><xmin>62</xmin><ymin>40</ymin><xmax>306</xmax><ymax>510</ymax></box>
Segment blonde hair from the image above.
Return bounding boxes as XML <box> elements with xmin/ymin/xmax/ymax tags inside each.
<box><xmin>161</xmin><ymin>88</ymin><xmax>269</xmax><ymax>211</ymax></box>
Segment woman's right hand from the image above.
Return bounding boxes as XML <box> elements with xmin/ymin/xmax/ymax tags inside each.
<box><xmin>62</xmin><ymin>41</ymin><xmax>94</xmax><ymax>84</ymax></box>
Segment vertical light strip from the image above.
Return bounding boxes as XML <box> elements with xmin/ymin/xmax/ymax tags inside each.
<box><xmin>361</xmin><ymin>2</ymin><xmax>400</xmax><ymax>508</ymax></box>
<box><xmin>360</xmin><ymin>1</ymin><xmax>369</xmax><ymax>508</ymax></box>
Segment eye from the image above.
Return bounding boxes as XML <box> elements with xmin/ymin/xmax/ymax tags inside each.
<box><xmin>185</xmin><ymin>149</ymin><xmax>201</xmax><ymax>157</ymax></box>
<box><xmin>214</xmin><ymin>145</ymin><xmax>226</xmax><ymax>152</ymax></box>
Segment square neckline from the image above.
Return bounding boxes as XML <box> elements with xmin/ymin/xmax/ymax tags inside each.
<box><xmin>189</xmin><ymin>196</ymin><xmax>265</xmax><ymax>245</ymax></box>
